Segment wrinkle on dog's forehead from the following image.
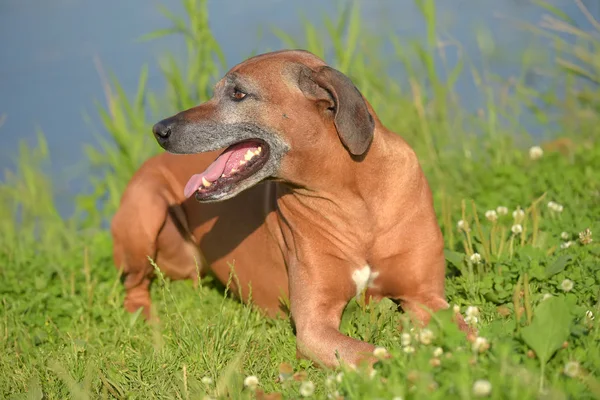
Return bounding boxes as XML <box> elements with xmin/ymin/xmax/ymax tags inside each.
<box><xmin>228</xmin><ymin>52</ymin><xmax>327</xmax><ymax>89</ymax></box>
<box><xmin>212</xmin><ymin>51</ymin><xmax>327</xmax><ymax>95</ymax></box>
<box><xmin>225</xmin><ymin>72</ymin><xmax>261</xmax><ymax>93</ymax></box>
<box><xmin>213</xmin><ymin>52</ymin><xmax>330</xmax><ymax>124</ymax></box>
<box><xmin>280</xmin><ymin>63</ymin><xmax>313</xmax><ymax>91</ymax></box>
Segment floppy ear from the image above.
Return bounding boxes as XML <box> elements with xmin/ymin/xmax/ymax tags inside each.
<box><xmin>297</xmin><ymin>65</ymin><xmax>374</xmax><ymax>156</ymax></box>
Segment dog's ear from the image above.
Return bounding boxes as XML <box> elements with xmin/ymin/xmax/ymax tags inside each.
<box><xmin>298</xmin><ymin>66</ymin><xmax>374</xmax><ymax>156</ymax></box>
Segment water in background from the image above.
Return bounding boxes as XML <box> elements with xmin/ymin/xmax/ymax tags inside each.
<box><xmin>0</xmin><ymin>0</ymin><xmax>597</xmax><ymax>216</ymax></box>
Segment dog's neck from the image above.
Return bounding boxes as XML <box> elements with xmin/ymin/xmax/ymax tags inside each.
<box><xmin>287</xmin><ymin>126</ymin><xmax>415</xmax><ymax>203</ymax></box>
<box><xmin>273</xmin><ymin>124</ymin><xmax>421</xmax><ymax>258</ymax></box>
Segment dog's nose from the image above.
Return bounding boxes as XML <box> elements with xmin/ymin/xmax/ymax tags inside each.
<box><xmin>152</xmin><ymin>121</ymin><xmax>172</xmax><ymax>140</ymax></box>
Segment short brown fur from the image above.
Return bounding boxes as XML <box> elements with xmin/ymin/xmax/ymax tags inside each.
<box><xmin>112</xmin><ymin>50</ymin><xmax>472</xmax><ymax>368</ymax></box>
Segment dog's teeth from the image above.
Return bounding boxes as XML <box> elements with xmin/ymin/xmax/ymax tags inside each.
<box><xmin>244</xmin><ymin>149</ymin><xmax>255</xmax><ymax>161</ymax></box>
<box><xmin>239</xmin><ymin>160</ymin><xmax>246</xmax><ymax>166</ymax></box>
<box><xmin>231</xmin><ymin>168</ymin><xmax>238</xmax><ymax>173</ymax></box>
<box><xmin>201</xmin><ymin>177</ymin><xmax>211</xmax><ymax>187</ymax></box>
<box><xmin>253</xmin><ymin>149</ymin><xmax>260</xmax><ymax>156</ymax></box>
<box><xmin>257</xmin><ymin>147</ymin><xmax>262</xmax><ymax>154</ymax></box>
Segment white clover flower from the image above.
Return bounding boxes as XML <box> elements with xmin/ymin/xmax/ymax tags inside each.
<box><xmin>484</xmin><ymin>210</ymin><xmax>498</xmax><ymax>222</ymax></box>
<box><xmin>335</xmin><ymin>372</ymin><xmax>344</xmax><ymax>383</ymax></box>
<box><xmin>511</xmin><ymin>224</ymin><xmax>523</xmax><ymax>235</ymax></box>
<box><xmin>472</xmin><ymin>379</ymin><xmax>492</xmax><ymax>397</ymax></box>
<box><xmin>403</xmin><ymin>345</ymin><xmax>415</xmax><ymax>354</ymax></box>
<box><xmin>564</xmin><ymin>361</ymin><xmax>580</xmax><ymax>378</ymax></box>
<box><xmin>453</xmin><ymin>304</ymin><xmax>461</xmax><ymax>314</ymax></box>
<box><xmin>457</xmin><ymin>219</ymin><xmax>468</xmax><ymax>231</ymax></box>
<box><xmin>325</xmin><ymin>376</ymin><xmax>336</xmax><ymax>389</ymax></box>
<box><xmin>561</xmin><ymin>241</ymin><xmax>573</xmax><ymax>249</ymax></box>
<box><xmin>547</xmin><ymin>201</ymin><xmax>564</xmax><ymax>213</ymax></box>
<box><xmin>529</xmin><ymin>146</ymin><xmax>544</xmax><ymax>160</ymax></box>
<box><xmin>418</xmin><ymin>329</ymin><xmax>434</xmax><ymax>345</ymax></box>
<box><xmin>201</xmin><ymin>376</ymin><xmax>213</xmax><ymax>385</ymax></box>
<box><xmin>401</xmin><ymin>333</ymin><xmax>411</xmax><ymax>347</ymax></box>
<box><xmin>243</xmin><ymin>375</ymin><xmax>259</xmax><ymax>390</ymax></box>
<box><xmin>299</xmin><ymin>381</ymin><xmax>315</xmax><ymax>397</ymax></box>
<box><xmin>469</xmin><ymin>253</ymin><xmax>482</xmax><ymax>264</ymax></box>
<box><xmin>561</xmin><ymin>279</ymin><xmax>574</xmax><ymax>292</ymax></box>
<box><xmin>561</xmin><ymin>232</ymin><xmax>570</xmax><ymax>240</ymax></box>
<box><xmin>496</xmin><ymin>206</ymin><xmax>508</xmax><ymax>216</ymax></box>
<box><xmin>579</xmin><ymin>228</ymin><xmax>593</xmax><ymax>245</ymax></box>
<box><xmin>542</xmin><ymin>293</ymin><xmax>553</xmax><ymax>301</ymax></box>
<box><xmin>373</xmin><ymin>346</ymin><xmax>388</xmax><ymax>359</ymax></box>
<box><xmin>586</xmin><ymin>310</ymin><xmax>595</xmax><ymax>321</ymax></box>
<box><xmin>433</xmin><ymin>347</ymin><xmax>444</xmax><ymax>357</ymax></box>
<box><xmin>466</xmin><ymin>306</ymin><xmax>480</xmax><ymax>318</ymax></box>
<box><xmin>472</xmin><ymin>337</ymin><xmax>490</xmax><ymax>353</ymax></box>
<box><xmin>513</xmin><ymin>208</ymin><xmax>525</xmax><ymax>222</ymax></box>
<box><xmin>465</xmin><ymin>315</ymin><xmax>478</xmax><ymax>326</ymax></box>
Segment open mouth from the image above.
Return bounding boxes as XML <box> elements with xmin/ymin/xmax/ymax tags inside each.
<box><xmin>183</xmin><ymin>139</ymin><xmax>270</xmax><ymax>201</ymax></box>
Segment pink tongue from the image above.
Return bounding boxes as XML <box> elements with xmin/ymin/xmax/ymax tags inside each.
<box><xmin>183</xmin><ymin>142</ymin><xmax>260</xmax><ymax>198</ymax></box>
<box><xmin>183</xmin><ymin>152</ymin><xmax>231</xmax><ymax>198</ymax></box>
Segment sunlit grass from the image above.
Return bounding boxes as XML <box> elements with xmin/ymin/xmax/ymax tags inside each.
<box><xmin>1</xmin><ymin>0</ymin><xmax>600</xmax><ymax>398</ymax></box>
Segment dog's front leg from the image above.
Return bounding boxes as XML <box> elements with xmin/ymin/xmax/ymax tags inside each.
<box><xmin>288</xmin><ymin>258</ymin><xmax>377</xmax><ymax>369</ymax></box>
<box><xmin>377</xmin><ymin>243</ymin><xmax>476</xmax><ymax>339</ymax></box>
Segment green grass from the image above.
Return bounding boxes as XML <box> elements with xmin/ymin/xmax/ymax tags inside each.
<box><xmin>2</xmin><ymin>0</ymin><xmax>600</xmax><ymax>398</ymax></box>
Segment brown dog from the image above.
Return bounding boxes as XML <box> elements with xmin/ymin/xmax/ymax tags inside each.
<box><xmin>112</xmin><ymin>49</ymin><xmax>467</xmax><ymax>368</ymax></box>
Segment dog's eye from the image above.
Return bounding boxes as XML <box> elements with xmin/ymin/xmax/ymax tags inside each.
<box><xmin>231</xmin><ymin>88</ymin><xmax>247</xmax><ymax>101</ymax></box>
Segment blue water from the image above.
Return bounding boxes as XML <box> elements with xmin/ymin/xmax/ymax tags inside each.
<box><xmin>0</xmin><ymin>0</ymin><xmax>597</xmax><ymax>215</ymax></box>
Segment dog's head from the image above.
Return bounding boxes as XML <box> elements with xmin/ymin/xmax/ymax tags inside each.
<box><xmin>153</xmin><ymin>49</ymin><xmax>375</xmax><ymax>202</ymax></box>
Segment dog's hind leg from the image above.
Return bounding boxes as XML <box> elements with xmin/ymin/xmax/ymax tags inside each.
<box><xmin>111</xmin><ymin>187</ymin><xmax>170</xmax><ymax>319</ymax></box>
<box><xmin>154</xmin><ymin>204</ymin><xmax>204</xmax><ymax>285</ymax></box>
